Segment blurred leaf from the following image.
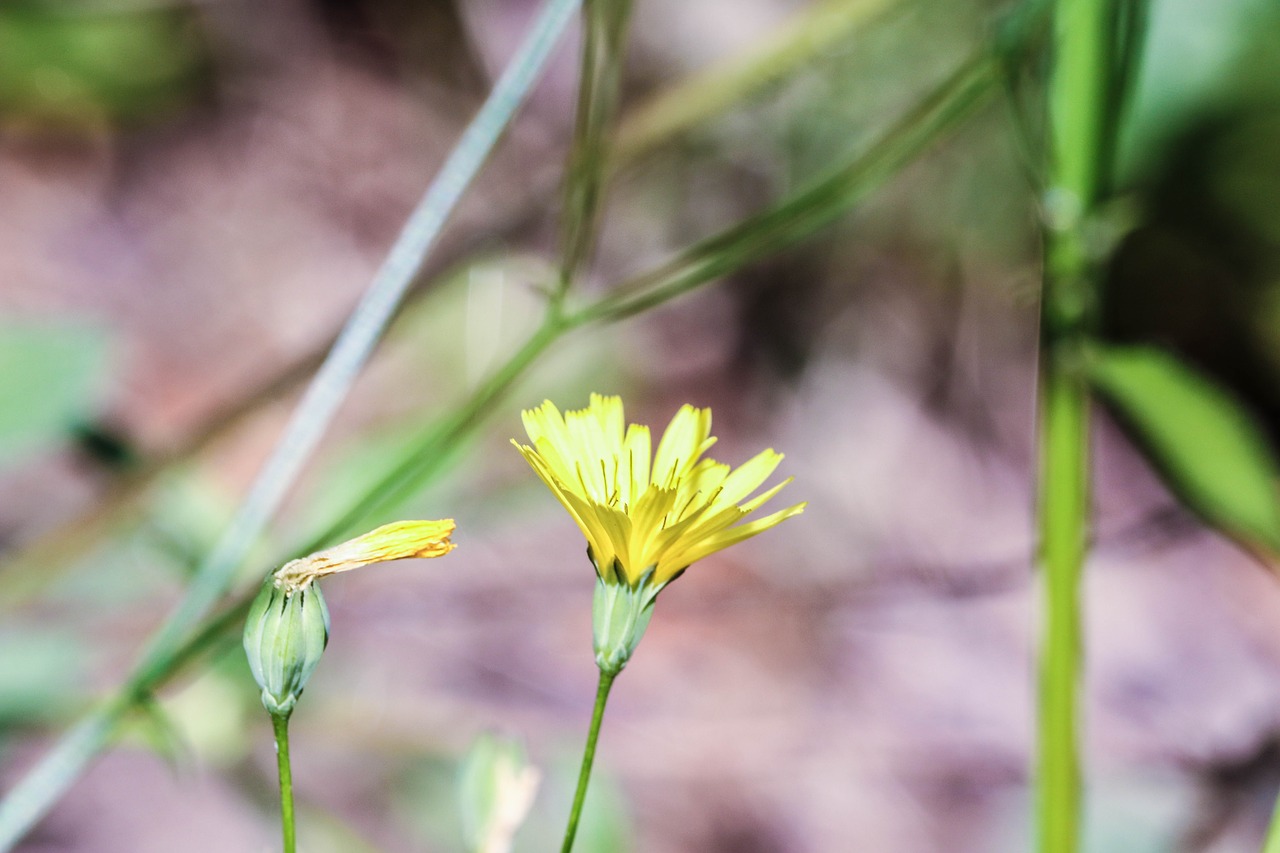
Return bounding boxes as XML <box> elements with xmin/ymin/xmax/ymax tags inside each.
<box><xmin>1119</xmin><ymin>0</ymin><xmax>1280</xmax><ymax>181</ymax></box>
<box><xmin>0</xmin><ymin>3</ymin><xmax>206</xmax><ymax>127</ymax></box>
<box><xmin>0</xmin><ymin>322</ymin><xmax>111</xmax><ymax>470</ymax></box>
<box><xmin>1089</xmin><ymin>344</ymin><xmax>1280</xmax><ymax>551</ymax></box>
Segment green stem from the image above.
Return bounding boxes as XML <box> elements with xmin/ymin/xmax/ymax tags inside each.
<box><xmin>272</xmin><ymin>713</ymin><xmax>297</xmax><ymax>853</ymax></box>
<box><xmin>1035</xmin><ymin>337</ymin><xmax>1090</xmax><ymax>853</ymax></box>
<box><xmin>1036</xmin><ymin>0</ymin><xmax>1112</xmax><ymax>849</ymax></box>
<box><xmin>561</xmin><ymin>670</ymin><xmax>616</xmax><ymax>853</ymax></box>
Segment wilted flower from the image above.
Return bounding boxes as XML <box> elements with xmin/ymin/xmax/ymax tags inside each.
<box><xmin>274</xmin><ymin>519</ymin><xmax>455</xmax><ymax>592</ymax></box>
<box><xmin>513</xmin><ymin>394</ymin><xmax>803</xmax><ymax>672</ymax></box>
<box><xmin>243</xmin><ymin>519</ymin><xmax>456</xmax><ymax>715</ymax></box>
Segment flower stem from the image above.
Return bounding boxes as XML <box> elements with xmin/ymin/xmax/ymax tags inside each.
<box><xmin>560</xmin><ymin>669</ymin><xmax>616</xmax><ymax>853</ymax></box>
<box><xmin>272</xmin><ymin>713</ymin><xmax>297</xmax><ymax>853</ymax></box>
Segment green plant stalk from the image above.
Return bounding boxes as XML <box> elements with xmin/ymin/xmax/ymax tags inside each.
<box><xmin>1036</xmin><ymin>0</ymin><xmax>1111</xmax><ymax>849</ymax></box>
<box><xmin>0</xmin><ymin>40</ymin><xmax>1003</xmax><ymax>846</ymax></box>
<box><xmin>272</xmin><ymin>713</ymin><xmax>297</xmax><ymax>853</ymax></box>
<box><xmin>0</xmin><ymin>0</ymin><xmax>581</xmax><ymax>845</ymax></box>
<box><xmin>560</xmin><ymin>670</ymin><xmax>616</xmax><ymax>853</ymax></box>
<box><xmin>1034</xmin><ymin>333</ymin><xmax>1090</xmax><ymax>853</ymax></box>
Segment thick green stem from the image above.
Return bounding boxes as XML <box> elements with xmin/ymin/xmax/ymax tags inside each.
<box><xmin>1036</xmin><ymin>0</ymin><xmax>1112</xmax><ymax>849</ymax></box>
<box><xmin>560</xmin><ymin>670</ymin><xmax>616</xmax><ymax>853</ymax></box>
<box><xmin>272</xmin><ymin>713</ymin><xmax>297</xmax><ymax>853</ymax></box>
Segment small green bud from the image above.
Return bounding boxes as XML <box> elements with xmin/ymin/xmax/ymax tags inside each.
<box><xmin>457</xmin><ymin>732</ymin><xmax>540</xmax><ymax>853</ymax></box>
<box><xmin>242</xmin><ymin>579</ymin><xmax>330</xmax><ymax>717</ymax></box>
<box><xmin>592</xmin><ymin>574</ymin><xmax>658</xmax><ymax>675</ymax></box>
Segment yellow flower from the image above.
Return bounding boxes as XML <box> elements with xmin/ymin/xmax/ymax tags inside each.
<box><xmin>274</xmin><ymin>519</ymin><xmax>456</xmax><ymax>592</ymax></box>
<box><xmin>513</xmin><ymin>394</ymin><xmax>804</xmax><ymax>589</ymax></box>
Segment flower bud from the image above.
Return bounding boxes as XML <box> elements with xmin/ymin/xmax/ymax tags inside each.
<box><xmin>242</xmin><ymin>579</ymin><xmax>330</xmax><ymax>717</ymax></box>
<box><xmin>592</xmin><ymin>572</ymin><xmax>659</xmax><ymax>675</ymax></box>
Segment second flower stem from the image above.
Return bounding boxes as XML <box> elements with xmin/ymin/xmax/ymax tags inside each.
<box><xmin>272</xmin><ymin>712</ymin><xmax>297</xmax><ymax>853</ymax></box>
<box><xmin>561</xmin><ymin>669</ymin><xmax>617</xmax><ymax>853</ymax></box>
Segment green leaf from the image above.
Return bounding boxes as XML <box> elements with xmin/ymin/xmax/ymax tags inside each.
<box><xmin>1089</xmin><ymin>344</ymin><xmax>1280</xmax><ymax>552</ymax></box>
<box><xmin>0</xmin><ymin>322</ymin><xmax>111</xmax><ymax>469</ymax></box>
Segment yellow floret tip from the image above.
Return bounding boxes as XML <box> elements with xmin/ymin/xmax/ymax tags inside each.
<box><xmin>274</xmin><ymin>519</ymin><xmax>456</xmax><ymax>591</ymax></box>
<box><xmin>513</xmin><ymin>394</ymin><xmax>804</xmax><ymax>589</ymax></box>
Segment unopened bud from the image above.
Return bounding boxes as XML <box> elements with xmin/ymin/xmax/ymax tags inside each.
<box><xmin>457</xmin><ymin>732</ymin><xmax>540</xmax><ymax>853</ymax></box>
<box><xmin>242</xmin><ymin>579</ymin><xmax>330</xmax><ymax>717</ymax></box>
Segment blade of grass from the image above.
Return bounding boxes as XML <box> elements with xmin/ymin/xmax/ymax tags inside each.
<box><xmin>555</xmin><ymin>0</ymin><xmax>635</xmax><ymax>299</ymax></box>
<box><xmin>0</xmin><ymin>0</ymin><xmax>581</xmax><ymax>846</ymax></box>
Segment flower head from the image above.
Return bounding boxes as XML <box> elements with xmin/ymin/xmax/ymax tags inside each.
<box><xmin>513</xmin><ymin>394</ymin><xmax>804</xmax><ymax>590</ymax></box>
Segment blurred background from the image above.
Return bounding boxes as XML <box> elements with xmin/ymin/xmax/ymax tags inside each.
<box><xmin>4</xmin><ymin>0</ymin><xmax>1280</xmax><ymax>850</ymax></box>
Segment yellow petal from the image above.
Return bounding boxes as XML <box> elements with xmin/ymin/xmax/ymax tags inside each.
<box><xmin>652</xmin><ymin>404</ymin><xmax>712</xmax><ymax>488</ymax></box>
<box><xmin>667</xmin><ymin>502</ymin><xmax>806</xmax><ymax>571</ymax></box>
<box><xmin>276</xmin><ymin>519</ymin><xmax>456</xmax><ymax>591</ymax></box>
<box><xmin>712</xmin><ymin>450</ymin><xmax>784</xmax><ymax>510</ymax></box>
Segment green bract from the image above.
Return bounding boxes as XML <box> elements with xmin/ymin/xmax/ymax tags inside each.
<box><xmin>242</xmin><ymin>580</ymin><xmax>330</xmax><ymax>717</ymax></box>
